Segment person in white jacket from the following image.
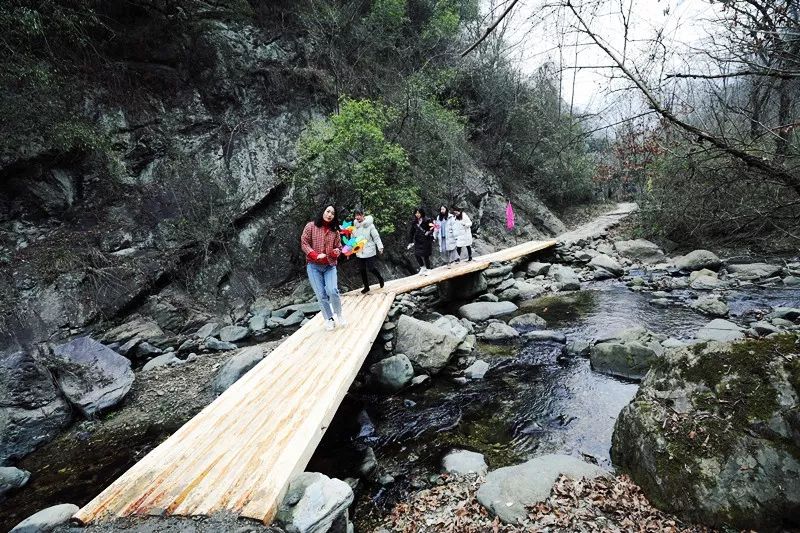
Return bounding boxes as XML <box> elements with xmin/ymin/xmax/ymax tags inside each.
<box><xmin>451</xmin><ymin>206</ymin><xmax>474</xmax><ymax>261</ymax></box>
<box><xmin>435</xmin><ymin>205</ymin><xmax>458</xmax><ymax>266</ymax></box>
<box><xmin>353</xmin><ymin>209</ymin><xmax>385</xmax><ymax>293</ymax></box>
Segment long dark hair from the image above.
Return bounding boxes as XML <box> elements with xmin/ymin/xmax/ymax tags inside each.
<box><xmin>313</xmin><ymin>205</ymin><xmax>339</xmax><ymax>228</ymax></box>
<box><xmin>414</xmin><ymin>207</ymin><xmax>426</xmax><ymax>221</ymax></box>
<box><xmin>437</xmin><ymin>205</ymin><xmax>449</xmax><ymax>221</ymax></box>
<box><xmin>453</xmin><ymin>207</ymin><xmax>463</xmax><ymax>220</ymax></box>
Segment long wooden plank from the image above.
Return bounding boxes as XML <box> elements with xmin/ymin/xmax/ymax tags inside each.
<box><xmin>74</xmin><ymin>238</ymin><xmax>558</xmax><ymax>525</ymax></box>
<box><xmin>74</xmin><ymin>293</ymin><xmax>394</xmax><ymax>525</ymax></box>
<box><xmin>349</xmin><ymin>239</ymin><xmax>556</xmax><ymax>295</ymax></box>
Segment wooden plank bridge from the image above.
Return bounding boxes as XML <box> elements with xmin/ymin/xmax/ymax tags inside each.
<box><xmin>73</xmin><ymin>238</ymin><xmax>557</xmax><ymax>525</ymax></box>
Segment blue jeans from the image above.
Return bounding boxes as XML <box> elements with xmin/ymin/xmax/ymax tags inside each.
<box><xmin>306</xmin><ymin>263</ymin><xmax>342</xmax><ymax>321</ymax></box>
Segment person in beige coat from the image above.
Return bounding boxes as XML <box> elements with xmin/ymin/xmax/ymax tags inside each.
<box><xmin>353</xmin><ymin>209</ymin><xmax>385</xmax><ymax>293</ymax></box>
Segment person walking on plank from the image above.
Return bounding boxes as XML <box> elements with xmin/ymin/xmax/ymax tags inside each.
<box><xmin>301</xmin><ymin>204</ymin><xmax>347</xmax><ymax>331</ymax></box>
<box><xmin>353</xmin><ymin>208</ymin><xmax>385</xmax><ymax>293</ymax></box>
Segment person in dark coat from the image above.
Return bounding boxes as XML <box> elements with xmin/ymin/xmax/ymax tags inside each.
<box><xmin>406</xmin><ymin>207</ymin><xmax>434</xmax><ymax>275</ymax></box>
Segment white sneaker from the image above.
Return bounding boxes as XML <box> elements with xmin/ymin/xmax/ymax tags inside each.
<box><xmin>419</xmin><ymin>267</ymin><xmax>428</xmax><ymax>276</ymax></box>
<box><xmin>333</xmin><ymin>313</ymin><xmax>348</xmax><ymax>327</ymax></box>
<box><xmin>324</xmin><ymin>319</ymin><xmax>336</xmax><ymax>331</ymax></box>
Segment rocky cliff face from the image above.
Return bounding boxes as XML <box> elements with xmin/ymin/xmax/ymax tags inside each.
<box><xmin>0</xmin><ymin>1</ymin><xmax>565</xmax><ymax>356</ymax></box>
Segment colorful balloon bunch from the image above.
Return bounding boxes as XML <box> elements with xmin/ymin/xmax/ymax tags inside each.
<box><xmin>340</xmin><ymin>221</ymin><xmax>366</xmax><ymax>256</ymax></box>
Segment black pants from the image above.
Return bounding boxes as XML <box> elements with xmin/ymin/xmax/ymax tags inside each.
<box><xmin>456</xmin><ymin>245</ymin><xmax>472</xmax><ymax>260</ymax></box>
<box><xmin>358</xmin><ymin>256</ymin><xmax>384</xmax><ymax>287</ymax></box>
<box><xmin>415</xmin><ymin>254</ymin><xmax>432</xmax><ymax>269</ymax></box>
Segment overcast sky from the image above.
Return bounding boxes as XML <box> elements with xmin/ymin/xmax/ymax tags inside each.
<box><xmin>483</xmin><ymin>0</ymin><xmax>726</xmax><ymax>117</ymax></box>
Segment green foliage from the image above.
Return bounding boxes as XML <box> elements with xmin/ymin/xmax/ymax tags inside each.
<box><xmin>392</xmin><ymin>70</ymin><xmax>471</xmax><ymax>205</ymax></box>
<box><xmin>294</xmin><ymin>98</ymin><xmax>419</xmax><ymax>234</ymax></box>
<box><xmin>0</xmin><ymin>1</ymin><xmax>108</xmax><ymax>158</ymax></box>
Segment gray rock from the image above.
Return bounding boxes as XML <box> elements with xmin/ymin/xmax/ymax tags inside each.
<box><xmin>726</xmin><ymin>263</ymin><xmax>782</xmax><ymax>280</ymax></box>
<box><xmin>523</xmin><ymin>330</ymin><xmax>566</xmax><ymax>343</ymax></box>
<box><xmin>442</xmin><ymin>450</ymin><xmax>488</xmax><ymax>476</ymax></box>
<box><xmin>456</xmin><ymin>334</ymin><xmax>477</xmax><ymax>354</ymax></box>
<box><xmin>674</xmin><ymin>250</ymin><xmax>721</xmax><ymax>272</ymax></box>
<box><xmin>689</xmin><ymin>268</ymin><xmax>717</xmax><ymax>281</ymax></box>
<box><xmin>590</xmin><ymin>329</ymin><xmax>665</xmax><ymax>381</ymax></box>
<box><xmin>485</xmin><ymin>265</ymin><xmax>514</xmax><ymax>278</ymax></box>
<box><xmin>101</xmin><ymin>316</ymin><xmax>165</xmax><ymax>345</ymax></box>
<box><xmin>548</xmin><ymin>264</ymin><xmax>580</xmax><ymax>291</ymax></box>
<box><xmin>690</xmin><ymin>274</ymin><xmax>722</xmax><ymax>290</ymax></box>
<box><xmin>51</xmin><ymin>337</ymin><xmax>135</xmax><ymax>417</ymax></box>
<box><xmin>649</xmin><ymin>298</ymin><xmax>672</xmax><ymax>308</ymax></box>
<box><xmin>690</xmin><ymin>295</ymin><xmax>729</xmax><ymax>317</ymax></box>
<box><xmin>369</xmin><ymin>354</ymin><xmax>414</xmax><ymax>392</ymax></box>
<box><xmin>284</xmin><ymin>302</ymin><xmax>322</xmax><ymax>315</ymax></box>
<box><xmin>564</xmin><ymin>339</ymin><xmax>591</xmax><ymax>356</ymax></box>
<box><xmin>212</xmin><ymin>346</ymin><xmax>265</xmax><ymax>395</ymax></box>
<box><xmin>588</xmin><ymin>253</ymin><xmax>624</xmax><ymax>276</ymax></box>
<box><xmin>751</xmin><ymin>321</ymin><xmax>781</xmax><ymax>336</ymax></box>
<box><xmin>248</xmin><ymin>314</ymin><xmax>267</xmax><ymax>332</ymax></box>
<box><xmin>10</xmin><ymin>503</ymin><xmax>79</xmax><ymax>533</ymax></box>
<box><xmin>141</xmin><ymin>352</ymin><xmax>179</xmax><ymax>371</ymax></box>
<box><xmin>359</xmin><ymin>447</ymin><xmax>377</xmax><ymax>477</ymax></box>
<box><xmin>204</xmin><ymin>337</ymin><xmax>238</xmax><ymax>351</ymax></box>
<box><xmin>464</xmin><ymin>360</ymin><xmax>490</xmax><ymax>380</ymax></box>
<box><xmin>477</xmin><ymin>293</ymin><xmax>499</xmax><ymax>302</ymax></box>
<box><xmin>219</xmin><ymin>325</ymin><xmax>250</xmax><ymax>343</ymax></box>
<box><xmin>133</xmin><ymin>341</ymin><xmax>163</xmax><ymax>358</ymax></box>
<box><xmin>195</xmin><ymin>322</ymin><xmax>222</xmax><ymax>339</ymax></box>
<box><xmin>458</xmin><ymin>301</ymin><xmax>518</xmax><ymax>322</ymax></box>
<box><xmin>395</xmin><ymin>315</ymin><xmax>460</xmax><ymax>373</ymax></box>
<box><xmin>526</xmin><ymin>261</ymin><xmax>551</xmax><ymax>276</ymax></box>
<box><xmin>0</xmin><ymin>467</ymin><xmax>31</xmax><ymax>498</ymax></box>
<box><xmin>476</xmin><ymin>455</ymin><xmax>607</xmax><ymax>524</ymax></box>
<box><xmin>249</xmin><ymin>296</ymin><xmax>274</xmax><ymax>317</ymax></box>
<box><xmin>508</xmin><ymin>313</ymin><xmax>547</xmax><ymax>332</ymax></box>
<box><xmin>783</xmin><ymin>275</ymin><xmax>800</xmax><ymax>287</ymax></box>
<box><xmin>661</xmin><ymin>337</ymin><xmax>687</xmax><ymax>349</ymax></box>
<box><xmin>513</xmin><ymin>280</ymin><xmax>548</xmax><ymax>299</ymax></box>
<box><xmin>497</xmin><ymin>288</ymin><xmax>521</xmax><ymax>301</ymax></box>
<box><xmin>282</xmin><ymin>310</ymin><xmax>306</xmax><ymax>327</ymax></box>
<box><xmin>432</xmin><ymin>315</ymin><xmax>469</xmax><ymax>344</ymax></box>
<box><xmin>480</xmin><ymin>322</ymin><xmax>520</xmax><ymax>342</ymax></box>
<box><xmin>276</xmin><ymin>472</ymin><xmax>353</xmax><ymax>533</ymax></box>
<box><xmin>695</xmin><ymin>319</ymin><xmax>745</xmax><ymax>342</ymax></box>
<box><xmin>0</xmin><ymin>350</ymin><xmax>73</xmax><ymax>463</ymax></box>
<box><xmin>613</xmin><ymin>239</ymin><xmax>665</xmax><ymax>264</ymax></box>
<box><xmin>769</xmin><ymin>307</ymin><xmax>800</xmax><ymax>321</ymax></box>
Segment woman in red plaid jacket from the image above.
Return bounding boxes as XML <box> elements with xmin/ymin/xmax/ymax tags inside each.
<box><xmin>300</xmin><ymin>205</ymin><xmax>347</xmax><ymax>331</ymax></box>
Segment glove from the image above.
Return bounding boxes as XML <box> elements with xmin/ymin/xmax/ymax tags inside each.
<box><xmin>406</xmin><ymin>243</ymin><xmax>413</xmax><ymax>250</ymax></box>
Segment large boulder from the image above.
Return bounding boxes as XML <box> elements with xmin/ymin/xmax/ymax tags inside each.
<box><xmin>395</xmin><ymin>315</ymin><xmax>460</xmax><ymax>373</ymax></box>
<box><xmin>369</xmin><ymin>354</ymin><xmax>414</xmax><ymax>392</ymax></box>
<box><xmin>458</xmin><ymin>301</ymin><xmax>518</xmax><ymax>322</ymax></box>
<box><xmin>276</xmin><ymin>472</ymin><xmax>353</xmax><ymax>533</ymax></box>
<box><xmin>588</xmin><ymin>253</ymin><xmax>624</xmax><ymax>277</ymax></box>
<box><xmin>674</xmin><ymin>250</ymin><xmax>721</xmax><ymax>272</ymax></box>
<box><xmin>612</xmin><ymin>336</ymin><xmax>800</xmax><ymax>530</ymax></box>
<box><xmin>211</xmin><ymin>346</ymin><xmax>265</xmax><ymax>395</ymax></box>
<box><xmin>613</xmin><ymin>239</ymin><xmax>665</xmax><ymax>264</ymax></box>
<box><xmin>432</xmin><ymin>315</ymin><xmax>469</xmax><ymax>344</ymax></box>
<box><xmin>590</xmin><ymin>328</ymin><xmax>665</xmax><ymax>381</ymax></box>
<box><xmin>726</xmin><ymin>263</ymin><xmax>782</xmax><ymax>280</ymax></box>
<box><xmin>0</xmin><ymin>350</ymin><xmax>71</xmax><ymax>463</ymax></box>
<box><xmin>50</xmin><ymin>337</ymin><xmax>135</xmax><ymax>417</ymax></box>
<box><xmin>696</xmin><ymin>319</ymin><xmax>745</xmax><ymax>342</ymax></box>
<box><xmin>476</xmin><ymin>454</ymin><xmax>608</xmax><ymax>524</ymax></box>
<box><xmin>9</xmin><ymin>503</ymin><xmax>79</xmax><ymax>533</ymax></box>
